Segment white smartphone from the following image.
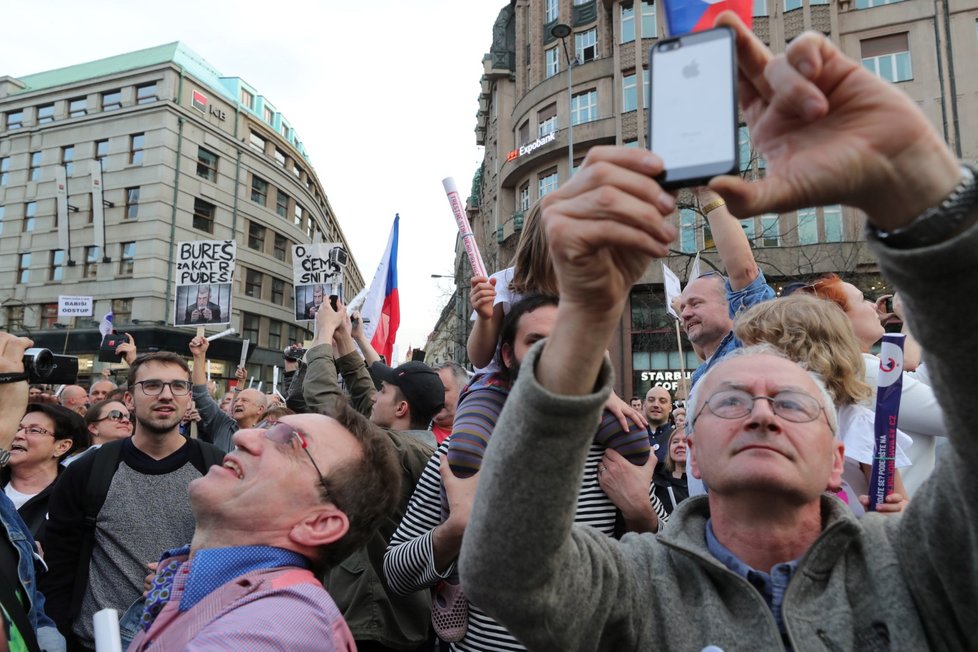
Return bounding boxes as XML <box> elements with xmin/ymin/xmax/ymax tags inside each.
<box><xmin>647</xmin><ymin>27</ymin><xmax>738</xmax><ymax>189</ymax></box>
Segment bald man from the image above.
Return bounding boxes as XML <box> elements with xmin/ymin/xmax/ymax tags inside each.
<box><xmin>89</xmin><ymin>380</ymin><xmax>117</xmax><ymax>404</ymax></box>
<box><xmin>60</xmin><ymin>385</ymin><xmax>90</xmax><ymax>417</ymax></box>
<box><xmin>644</xmin><ymin>385</ymin><xmax>674</xmax><ymax>463</ymax></box>
<box><xmin>187</xmin><ymin>337</ymin><xmax>267</xmax><ymax>452</ymax></box>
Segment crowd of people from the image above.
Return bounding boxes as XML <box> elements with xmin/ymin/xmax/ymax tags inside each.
<box><xmin>1</xmin><ymin>12</ymin><xmax>974</xmax><ymax>651</ymax></box>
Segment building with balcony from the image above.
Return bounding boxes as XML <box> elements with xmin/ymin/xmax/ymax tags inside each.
<box><xmin>463</xmin><ymin>0</ymin><xmax>977</xmax><ymax>399</ymax></box>
<box><xmin>0</xmin><ymin>42</ymin><xmax>363</xmax><ymax>387</ymax></box>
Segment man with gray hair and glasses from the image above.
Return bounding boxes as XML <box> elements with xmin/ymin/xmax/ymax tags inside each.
<box><xmin>461</xmin><ymin>13</ymin><xmax>978</xmax><ymax>649</ymax></box>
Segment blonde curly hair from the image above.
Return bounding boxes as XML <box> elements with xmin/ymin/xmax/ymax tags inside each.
<box><xmin>733</xmin><ymin>295</ymin><xmax>872</xmax><ymax>406</ymax></box>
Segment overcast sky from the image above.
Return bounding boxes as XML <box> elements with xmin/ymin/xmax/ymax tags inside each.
<box><xmin>3</xmin><ymin>0</ymin><xmax>506</xmax><ymax>355</ymax></box>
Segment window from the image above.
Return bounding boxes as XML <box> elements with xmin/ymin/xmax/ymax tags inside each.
<box><xmin>62</xmin><ymin>146</ymin><xmax>75</xmax><ymax>175</ymax></box>
<box><xmin>41</xmin><ymin>303</ymin><xmax>59</xmax><ymax>329</ymax></box>
<box><xmin>855</xmin><ymin>0</ymin><xmax>902</xmax><ymax>7</ymax></box>
<box><xmin>5</xmin><ymin>306</ymin><xmax>25</xmax><ymax>330</ymax></box>
<box><xmin>518</xmin><ymin>121</ymin><xmax>530</xmax><ymax>145</ymax></box>
<box><xmin>861</xmin><ymin>33</ymin><xmax>912</xmax><ymax>82</ymax></box>
<box><xmin>271</xmin><ymin>278</ymin><xmax>286</xmax><ymax>305</ymax></box>
<box><xmin>193</xmin><ymin>198</ymin><xmax>215</xmax><ymax>233</ymax></box>
<box><xmin>273</xmin><ymin>233</ymin><xmax>288</xmax><ymax>261</ymax></box>
<box><xmin>809</xmin><ymin>0</ymin><xmax>829</xmax><ymax>4</ymax></box>
<box><xmin>640</xmin><ymin>1</ymin><xmax>657</xmax><ymax>38</ymax></box>
<box><xmin>679</xmin><ymin>208</ymin><xmax>697</xmax><ymax>253</ymax></box>
<box><xmin>84</xmin><ymin>246</ymin><xmax>99</xmax><ymax>278</ymax></box>
<box><xmin>797</xmin><ymin>208</ymin><xmax>818</xmax><ymax>244</ymax></box>
<box><xmin>759</xmin><ymin>214</ymin><xmax>780</xmax><ymax>246</ymax></box>
<box><xmin>69</xmin><ymin>97</ymin><xmax>87</xmax><ymax>117</ymax></box>
<box><xmin>112</xmin><ymin>298</ymin><xmax>133</xmax><ymax>325</ymax></box>
<box><xmin>23</xmin><ymin>202</ymin><xmax>36</xmax><ymax>232</ymax></box>
<box><xmin>538</xmin><ymin>169</ymin><xmax>559</xmax><ymax>197</ymax></box>
<box><xmin>623</xmin><ymin>74</ymin><xmax>638</xmax><ymax>112</ymax></box>
<box><xmin>753</xmin><ymin>0</ymin><xmax>769</xmax><ymax>14</ymax></box>
<box><xmin>29</xmin><ymin>152</ymin><xmax>42</xmax><ymax>181</ymax></box>
<box><xmin>738</xmin><ymin>126</ymin><xmax>752</xmax><ymax>172</ymax></box>
<box><xmin>784</xmin><ymin>0</ymin><xmax>802</xmax><ymax>10</ymax></box>
<box><xmin>119</xmin><ymin>242</ymin><xmax>135</xmax><ymax>275</ymax></box>
<box><xmin>6</xmin><ymin>110</ymin><xmax>24</xmax><ymax>130</ymax></box>
<box><xmin>196</xmin><ymin>147</ymin><xmax>218</xmax><ymax>181</ymax></box>
<box><xmin>263</xmin><ymin>107</ymin><xmax>274</xmax><ymax>124</ymax></box>
<box><xmin>0</xmin><ymin>206</ymin><xmax>4</xmax><ymax>234</ymax></box>
<box><xmin>519</xmin><ymin>183</ymin><xmax>530</xmax><ymax>211</ymax></box>
<box><xmin>241</xmin><ymin>88</ymin><xmax>254</xmax><ymax>108</ymax></box>
<box><xmin>129</xmin><ymin>133</ymin><xmax>145</xmax><ymax>165</ymax></box>
<box><xmin>274</xmin><ymin>148</ymin><xmax>286</xmax><ymax>167</ymax></box>
<box><xmin>571</xmin><ymin>89</ymin><xmax>598</xmax><ymax>125</ymax></box>
<box><xmin>546</xmin><ymin>47</ymin><xmax>560</xmax><ymax>78</ymax></box>
<box><xmin>49</xmin><ymin>250</ymin><xmax>65</xmax><ymax>281</ymax></box>
<box><xmin>242</xmin><ymin>313</ymin><xmax>260</xmax><ymax>342</ymax></box>
<box><xmin>245</xmin><ymin>269</ymin><xmax>263</xmax><ymax>298</ymax></box>
<box><xmin>125</xmin><ymin>187</ymin><xmax>140</xmax><ymax>219</ymax></box>
<box><xmin>37</xmin><ymin>104</ymin><xmax>55</xmax><ymax>124</ymax></box>
<box><xmin>576</xmin><ymin>29</ymin><xmax>597</xmax><ymax>63</ymax></box>
<box><xmin>268</xmin><ymin>320</ymin><xmax>282</xmax><ymax>350</ymax></box>
<box><xmin>538</xmin><ymin>104</ymin><xmax>557</xmax><ymax>137</ymax></box>
<box><xmin>96</xmin><ymin>139</ymin><xmax>109</xmax><ymax>161</ymax></box>
<box><xmin>306</xmin><ymin>220</ymin><xmax>314</xmax><ymax>239</ymax></box>
<box><xmin>245</xmin><ymin>223</ymin><xmax>266</xmax><ymax>253</ymax></box>
<box><xmin>824</xmin><ymin>205</ymin><xmax>844</xmax><ymax>242</ymax></box>
<box><xmin>294</xmin><ymin>163</ymin><xmax>304</xmax><ymax>180</ymax></box>
<box><xmin>251</xmin><ymin>176</ymin><xmax>268</xmax><ymax>205</ymax></box>
<box><xmin>741</xmin><ymin>218</ymin><xmax>757</xmax><ymax>243</ymax></box>
<box><xmin>546</xmin><ymin>0</ymin><xmax>558</xmax><ymax>23</ymax></box>
<box><xmin>621</xmin><ymin>5</ymin><xmax>636</xmax><ymax>43</ymax></box>
<box><xmin>136</xmin><ymin>83</ymin><xmax>158</xmax><ymax>105</ymax></box>
<box><xmin>294</xmin><ymin>203</ymin><xmax>304</xmax><ymax>229</ymax></box>
<box><xmin>1</xmin><ymin>157</ymin><xmax>9</xmax><ymax>186</ymax></box>
<box><xmin>250</xmin><ymin>131</ymin><xmax>266</xmax><ymax>152</ymax></box>
<box><xmin>276</xmin><ymin>190</ymin><xmax>290</xmax><ymax>218</ymax></box>
<box><xmin>102</xmin><ymin>89</ymin><xmax>122</xmax><ymax>111</ymax></box>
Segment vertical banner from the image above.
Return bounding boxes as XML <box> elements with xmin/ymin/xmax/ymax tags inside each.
<box><xmin>869</xmin><ymin>333</ymin><xmax>906</xmax><ymax>511</ymax></box>
<box><xmin>90</xmin><ymin>159</ymin><xmax>106</xmax><ymax>252</ymax></box>
<box><xmin>55</xmin><ymin>166</ymin><xmax>70</xmax><ymax>254</ymax></box>
<box><xmin>443</xmin><ymin>177</ymin><xmax>488</xmax><ymax>278</ymax></box>
<box><xmin>292</xmin><ymin>242</ymin><xmax>347</xmax><ymax>321</ymax></box>
<box><xmin>173</xmin><ymin>240</ymin><xmax>236</xmax><ymax>327</ymax></box>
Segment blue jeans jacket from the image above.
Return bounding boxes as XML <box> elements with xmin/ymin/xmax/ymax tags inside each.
<box><xmin>0</xmin><ymin>493</ymin><xmax>65</xmax><ymax>652</ymax></box>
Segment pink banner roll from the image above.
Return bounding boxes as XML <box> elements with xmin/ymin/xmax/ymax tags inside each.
<box><xmin>442</xmin><ymin>177</ymin><xmax>488</xmax><ymax>279</ymax></box>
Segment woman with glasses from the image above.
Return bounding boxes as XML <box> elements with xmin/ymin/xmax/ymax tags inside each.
<box><xmin>2</xmin><ymin>404</ymin><xmax>87</xmax><ymax>538</ymax></box>
<box><xmin>734</xmin><ymin>294</ymin><xmax>911</xmax><ymax>514</ymax></box>
<box><xmin>71</xmin><ymin>400</ymin><xmax>134</xmax><ymax>464</ymax></box>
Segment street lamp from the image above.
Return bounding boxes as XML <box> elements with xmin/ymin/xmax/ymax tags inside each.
<box><xmin>550</xmin><ymin>23</ymin><xmax>575</xmax><ymax>178</ymax></box>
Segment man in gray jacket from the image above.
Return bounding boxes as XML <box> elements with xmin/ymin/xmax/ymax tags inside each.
<box><xmin>460</xmin><ymin>13</ymin><xmax>977</xmax><ymax>651</ymax></box>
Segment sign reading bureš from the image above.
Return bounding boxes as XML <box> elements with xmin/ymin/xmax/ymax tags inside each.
<box><xmin>292</xmin><ymin>243</ymin><xmax>348</xmax><ymax>321</ymax></box>
<box><xmin>173</xmin><ymin>240</ymin><xmax>236</xmax><ymax>327</ymax></box>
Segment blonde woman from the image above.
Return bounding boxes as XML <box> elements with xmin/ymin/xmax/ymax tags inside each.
<box><xmin>734</xmin><ymin>295</ymin><xmax>910</xmax><ymax>513</ymax></box>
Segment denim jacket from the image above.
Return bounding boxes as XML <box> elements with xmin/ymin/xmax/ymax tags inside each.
<box><xmin>0</xmin><ymin>493</ymin><xmax>65</xmax><ymax>652</ymax></box>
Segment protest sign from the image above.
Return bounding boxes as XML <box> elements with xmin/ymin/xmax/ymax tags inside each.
<box><xmin>174</xmin><ymin>240</ymin><xmax>235</xmax><ymax>327</ymax></box>
<box><xmin>292</xmin><ymin>243</ymin><xmax>347</xmax><ymax>320</ymax></box>
<box><xmin>58</xmin><ymin>295</ymin><xmax>94</xmax><ymax>317</ymax></box>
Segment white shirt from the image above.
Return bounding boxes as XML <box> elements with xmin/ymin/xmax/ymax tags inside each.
<box><xmin>3</xmin><ymin>483</ymin><xmax>37</xmax><ymax>510</ymax></box>
<box><xmin>470</xmin><ymin>267</ymin><xmax>520</xmax><ymax>374</ymax></box>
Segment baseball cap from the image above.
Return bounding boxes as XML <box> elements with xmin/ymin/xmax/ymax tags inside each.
<box><xmin>370</xmin><ymin>360</ymin><xmax>445</xmax><ymax>418</ymax></box>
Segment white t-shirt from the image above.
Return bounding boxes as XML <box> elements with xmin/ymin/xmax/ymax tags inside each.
<box><xmin>837</xmin><ymin>403</ymin><xmax>912</xmax><ymax>498</ymax></box>
<box><xmin>3</xmin><ymin>483</ymin><xmax>37</xmax><ymax>510</ymax></box>
<box><xmin>470</xmin><ymin>267</ymin><xmax>521</xmax><ymax>374</ymax></box>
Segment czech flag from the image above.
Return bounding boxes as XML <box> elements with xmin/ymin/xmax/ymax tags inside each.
<box><xmin>362</xmin><ymin>215</ymin><xmax>400</xmax><ymax>363</ymax></box>
<box><xmin>663</xmin><ymin>0</ymin><xmax>752</xmax><ymax>36</ymax></box>
<box><xmin>99</xmin><ymin>311</ymin><xmax>114</xmax><ymax>337</ymax></box>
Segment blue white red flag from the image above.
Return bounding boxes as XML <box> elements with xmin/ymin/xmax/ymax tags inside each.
<box><xmin>99</xmin><ymin>311</ymin><xmax>114</xmax><ymax>337</ymax></box>
<box><xmin>362</xmin><ymin>215</ymin><xmax>401</xmax><ymax>363</ymax></box>
<box><xmin>869</xmin><ymin>333</ymin><xmax>905</xmax><ymax>511</ymax></box>
<box><xmin>662</xmin><ymin>0</ymin><xmax>752</xmax><ymax>36</ymax></box>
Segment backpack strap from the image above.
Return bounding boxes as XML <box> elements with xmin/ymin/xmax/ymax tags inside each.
<box><xmin>70</xmin><ymin>440</ymin><xmax>126</xmax><ymax>619</ymax></box>
<box><xmin>188</xmin><ymin>439</ymin><xmax>224</xmax><ymax>474</ymax></box>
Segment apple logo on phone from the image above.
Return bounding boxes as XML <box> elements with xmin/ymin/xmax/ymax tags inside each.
<box><xmin>682</xmin><ymin>60</ymin><xmax>700</xmax><ymax>78</ymax></box>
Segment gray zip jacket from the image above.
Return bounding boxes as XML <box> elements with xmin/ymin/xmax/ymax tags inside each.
<box><xmin>460</xmin><ymin>216</ymin><xmax>978</xmax><ymax>651</ymax></box>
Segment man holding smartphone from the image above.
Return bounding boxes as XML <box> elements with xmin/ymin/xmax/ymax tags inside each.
<box><xmin>459</xmin><ymin>13</ymin><xmax>978</xmax><ymax>651</ymax></box>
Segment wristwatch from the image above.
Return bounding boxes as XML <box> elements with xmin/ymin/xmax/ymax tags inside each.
<box><xmin>870</xmin><ymin>164</ymin><xmax>978</xmax><ymax>249</ymax></box>
<box><xmin>0</xmin><ymin>448</ymin><xmax>9</xmax><ymax>468</ymax></box>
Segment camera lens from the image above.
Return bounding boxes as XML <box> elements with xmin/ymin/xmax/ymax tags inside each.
<box><xmin>24</xmin><ymin>348</ymin><xmax>55</xmax><ymax>380</ymax></box>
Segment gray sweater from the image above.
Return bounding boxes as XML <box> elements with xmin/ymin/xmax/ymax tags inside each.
<box><xmin>460</xmin><ymin>218</ymin><xmax>978</xmax><ymax>650</ymax></box>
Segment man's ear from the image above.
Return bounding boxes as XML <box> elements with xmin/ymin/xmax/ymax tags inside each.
<box><xmin>500</xmin><ymin>342</ymin><xmax>515</xmax><ymax>370</ymax></box>
<box><xmin>687</xmin><ymin>435</ymin><xmax>702</xmax><ymax>480</ymax></box>
<box><xmin>290</xmin><ymin>505</ymin><xmax>349</xmax><ymax>549</ymax></box>
<box><xmin>825</xmin><ymin>440</ymin><xmax>846</xmax><ymax>492</ymax></box>
<box><xmin>394</xmin><ymin>399</ymin><xmax>409</xmax><ymax>419</ymax></box>
<box><xmin>123</xmin><ymin>392</ymin><xmax>135</xmax><ymax>411</ymax></box>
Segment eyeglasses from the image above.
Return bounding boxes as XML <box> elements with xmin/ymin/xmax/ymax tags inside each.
<box><xmin>262</xmin><ymin>422</ymin><xmax>336</xmax><ymax>506</ymax></box>
<box><xmin>95</xmin><ymin>410</ymin><xmax>131</xmax><ymax>424</ymax></box>
<box><xmin>16</xmin><ymin>424</ymin><xmax>54</xmax><ymax>437</ymax></box>
<box><xmin>133</xmin><ymin>379</ymin><xmax>192</xmax><ymax>396</ymax></box>
<box><xmin>693</xmin><ymin>389</ymin><xmax>825</xmax><ymax>426</ymax></box>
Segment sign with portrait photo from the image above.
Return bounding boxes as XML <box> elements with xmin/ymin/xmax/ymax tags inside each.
<box><xmin>292</xmin><ymin>243</ymin><xmax>348</xmax><ymax>321</ymax></box>
<box><xmin>173</xmin><ymin>240</ymin><xmax>236</xmax><ymax>327</ymax></box>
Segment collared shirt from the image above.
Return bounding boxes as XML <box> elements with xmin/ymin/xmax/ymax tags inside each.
<box><xmin>705</xmin><ymin>519</ymin><xmax>800</xmax><ymax>635</ymax></box>
<box><xmin>179</xmin><ymin>545</ymin><xmax>309</xmax><ymax>611</ymax></box>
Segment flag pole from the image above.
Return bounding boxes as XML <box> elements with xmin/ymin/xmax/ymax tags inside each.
<box><xmin>674</xmin><ymin>319</ymin><xmax>688</xmax><ymax>398</ymax></box>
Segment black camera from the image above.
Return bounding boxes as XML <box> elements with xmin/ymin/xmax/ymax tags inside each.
<box><xmin>23</xmin><ymin>348</ymin><xmax>79</xmax><ymax>385</ymax></box>
<box><xmin>283</xmin><ymin>344</ymin><xmax>307</xmax><ymax>362</ymax></box>
<box><xmin>99</xmin><ymin>333</ymin><xmax>127</xmax><ymax>362</ymax></box>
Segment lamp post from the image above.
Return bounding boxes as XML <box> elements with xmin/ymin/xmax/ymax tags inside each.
<box><xmin>551</xmin><ymin>23</ymin><xmax>575</xmax><ymax>179</ymax></box>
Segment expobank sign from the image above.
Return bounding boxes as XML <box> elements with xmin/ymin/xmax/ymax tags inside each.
<box><xmin>506</xmin><ymin>131</ymin><xmax>557</xmax><ymax>162</ymax></box>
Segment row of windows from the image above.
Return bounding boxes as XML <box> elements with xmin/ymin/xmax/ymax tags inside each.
<box><xmin>677</xmin><ymin>206</ymin><xmax>845</xmax><ymax>253</ymax></box>
<box><xmin>5</xmin><ymin>298</ymin><xmax>132</xmax><ymax>331</ymax></box>
<box><xmin>545</xmin><ymin>28</ymin><xmax>598</xmax><ymax>80</ymax></box>
<box><xmin>241</xmin><ymin>312</ymin><xmax>309</xmax><ymax>351</ymax></box>
<box><xmin>247</xmin><ymin>220</ymin><xmax>292</xmax><ymax>262</ymax></box>
<box><xmin>14</xmin><ymin>243</ymin><xmax>135</xmax><ymax>285</ymax></box>
<box><xmin>0</xmin><ymin>134</ymin><xmax>144</xmax><ymax>188</ymax></box>
<box><xmin>517</xmin><ymin>88</ymin><xmax>599</xmax><ymax>148</ymax></box>
<box><xmin>248</xmin><ymin>131</ymin><xmax>311</xmax><ymax>189</ymax></box>
<box><xmin>1</xmin><ymin>184</ymin><xmax>141</xmax><ymax>235</ymax></box>
<box><xmin>243</xmin><ymin>268</ymin><xmax>291</xmax><ymax>307</ymax></box>
<box><xmin>3</xmin><ymin>83</ymin><xmax>158</xmax><ymax>132</ymax></box>
<box><xmin>249</xmin><ymin>174</ymin><xmax>318</xmax><ymax>239</ymax></box>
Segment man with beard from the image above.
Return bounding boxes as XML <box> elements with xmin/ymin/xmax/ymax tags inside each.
<box><xmin>40</xmin><ymin>352</ymin><xmax>224</xmax><ymax>651</ymax></box>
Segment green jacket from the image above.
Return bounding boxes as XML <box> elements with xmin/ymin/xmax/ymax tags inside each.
<box><xmin>304</xmin><ymin>343</ymin><xmax>434</xmax><ymax>649</ymax></box>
